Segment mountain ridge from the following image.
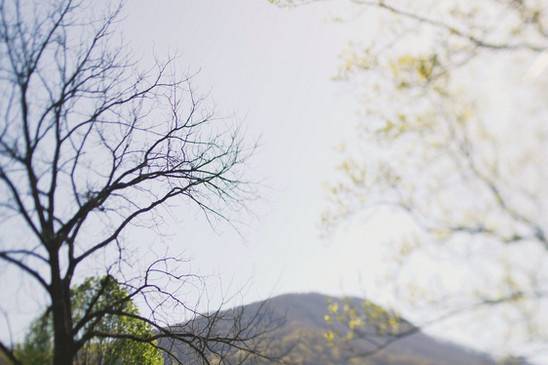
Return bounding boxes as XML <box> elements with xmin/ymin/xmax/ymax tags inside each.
<box><xmin>163</xmin><ymin>292</ymin><xmax>527</xmax><ymax>365</ymax></box>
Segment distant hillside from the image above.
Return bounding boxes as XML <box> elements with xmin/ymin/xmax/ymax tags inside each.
<box><xmin>161</xmin><ymin>292</ymin><xmax>522</xmax><ymax>365</ymax></box>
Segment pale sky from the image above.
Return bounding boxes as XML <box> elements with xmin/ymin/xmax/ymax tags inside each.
<box><xmin>114</xmin><ymin>3</ymin><xmax>548</xmax><ymax>362</ymax></box>
<box><xmin>1</xmin><ymin>0</ymin><xmax>385</xmax><ymax>338</ymax></box>
<box><xmin>119</xmin><ymin>0</ymin><xmax>379</xmax><ymax>301</ymax></box>
<box><xmin>117</xmin><ymin>0</ymin><xmax>507</xmax><ymax>356</ymax></box>
<box><xmin>1</xmin><ymin>1</ymin><xmax>545</xmax><ymax>362</ymax></box>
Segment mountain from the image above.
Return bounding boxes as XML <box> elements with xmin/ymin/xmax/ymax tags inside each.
<box><xmin>161</xmin><ymin>292</ymin><xmax>521</xmax><ymax>365</ymax></box>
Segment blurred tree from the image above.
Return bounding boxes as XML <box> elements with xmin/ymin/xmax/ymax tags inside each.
<box><xmin>273</xmin><ymin>0</ymin><xmax>548</xmax><ymax>361</ymax></box>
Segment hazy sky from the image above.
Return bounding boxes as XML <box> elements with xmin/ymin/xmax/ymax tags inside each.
<box><xmin>118</xmin><ymin>4</ymin><xmax>548</xmax><ymax>361</ymax></box>
<box><xmin>119</xmin><ymin>0</ymin><xmax>383</xmax><ymax>301</ymax></box>
<box><xmin>3</xmin><ymin>0</ymin><xmax>543</xmax><ymax>361</ymax></box>
<box><xmin>2</xmin><ymin>0</ymin><xmax>390</xmax><ymax>342</ymax></box>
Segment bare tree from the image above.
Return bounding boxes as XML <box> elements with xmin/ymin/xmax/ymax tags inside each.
<box><xmin>0</xmin><ymin>1</ymin><xmax>274</xmax><ymax>364</ymax></box>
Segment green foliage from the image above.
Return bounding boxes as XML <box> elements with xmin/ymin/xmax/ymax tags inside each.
<box><xmin>14</xmin><ymin>316</ymin><xmax>53</xmax><ymax>365</ymax></box>
<box><xmin>15</xmin><ymin>276</ymin><xmax>162</xmax><ymax>365</ymax></box>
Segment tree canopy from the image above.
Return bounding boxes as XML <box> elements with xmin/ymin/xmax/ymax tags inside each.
<box><xmin>15</xmin><ymin>276</ymin><xmax>162</xmax><ymax>365</ymax></box>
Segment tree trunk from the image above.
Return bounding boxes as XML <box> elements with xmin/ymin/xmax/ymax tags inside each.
<box><xmin>51</xmin><ymin>254</ymin><xmax>74</xmax><ymax>365</ymax></box>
